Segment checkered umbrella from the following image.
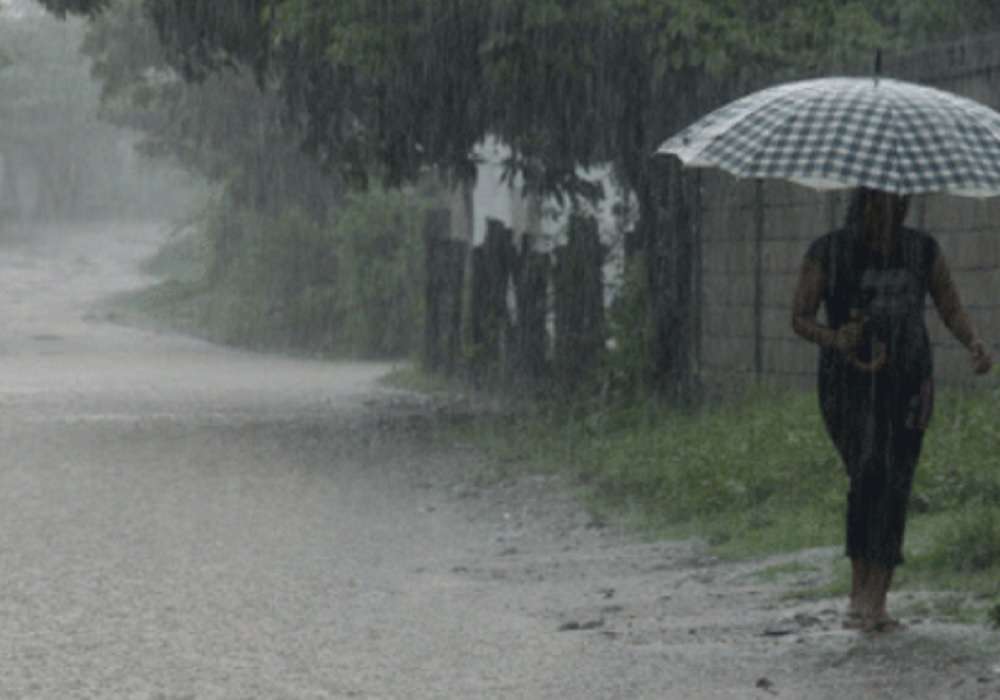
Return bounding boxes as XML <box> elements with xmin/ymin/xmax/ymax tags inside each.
<box><xmin>657</xmin><ymin>77</ymin><xmax>1000</xmax><ymax>197</ymax></box>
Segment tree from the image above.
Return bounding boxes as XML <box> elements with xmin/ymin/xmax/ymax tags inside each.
<box><xmin>36</xmin><ymin>0</ymin><xmax>1000</xmax><ymax>391</ymax></box>
<box><xmin>0</xmin><ymin>5</ymin><xmax>141</xmax><ymax>219</ymax></box>
<box><xmin>79</xmin><ymin>0</ymin><xmax>339</xmax><ymax>277</ymax></box>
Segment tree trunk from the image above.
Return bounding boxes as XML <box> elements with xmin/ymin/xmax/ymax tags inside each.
<box><xmin>422</xmin><ymin>208</ymin><xmax>466</xmax><ymax>375</ymax></box>
<box><xmin>642</xmin><ymin>155</ymin><xmax>701</xmax><ymax>403</ymax></box>
<box><xmin>509</xmin><ymin>234</ymin><xmax>550</xmax><ymax>383</ymax></box>
<box><xmin>468</xmin><ymin>218</ymin><xmax>515</xmax><ymax>384</ymax></box>
<box><xmin>552</xmin><ymin>213</ymin><xmax>605</xmax><ymax>388</ymax></box>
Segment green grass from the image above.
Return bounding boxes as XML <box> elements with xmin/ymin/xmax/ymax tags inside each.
<box><xmin>749</xmin><ymin>561</ymin><xmax>822</xmax><ymax>583</ymax></box>
<box><xmin>432</xmin><ymin>376</ymin><xmax>1000</xmax><ymax>611</ymax></box>
<box><xmin>459</xmin><ymin>386</ymin><xmax>849</xmax><ymax>554</ymax></box>
<box><xmin>380</xmin><ymin>365</ymin><xmax>462</xmax><ymax>396</ymax></box>
<box><xmin>140</xmin><ymin>227</ymin><xmax>211</xmax><ymax>283</ymax></box>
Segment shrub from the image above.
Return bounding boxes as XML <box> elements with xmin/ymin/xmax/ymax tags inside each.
<box><xmin>163</xmin><ymin>188</ymin><xmax>428</xmax><ymax>358</ymax></box>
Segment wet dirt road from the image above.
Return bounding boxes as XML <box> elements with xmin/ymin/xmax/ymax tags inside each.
<box><xmin>0</xmin><ymin>221</ymin><xmax>997</xmax><ymax>699</ymax></box>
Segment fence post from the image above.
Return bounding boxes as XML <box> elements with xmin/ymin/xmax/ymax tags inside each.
<box><xmin>509</xmin><ymin>234</ymin><xmax>550</xmax><ymax>382</ymax></box>
<box><xmin>422</xmin><ymin>208</ymin><xmax>466</xmax><ymax>375</ymax></box>
<box><xmin>553</xmin><ymin>213</ymin><xmax>606</xmax><ymax>387</ymax></box>
<box><xmin>647</xmin><ymin>157</ymin><xmax>701</xmax><ymax>402</ymax></box>
<box><xmin>468</xmin><ymin>218</ymin><xmax>515</xmax><ymax>383</ymax></box>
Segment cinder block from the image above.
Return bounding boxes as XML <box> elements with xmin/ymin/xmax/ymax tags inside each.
<box><xmin>763</xmin><ymin>273</ymin><xmax>799</xmax><ymax>307</ymax></box>
<box><xmin>703</xmin><ymin>336</ymin><xmax>752</xmax><ymax>368</ymax></box>
<box><xmin>763</xmin><ymin>339</ymin><xmax>816</xmax><ymax>375</ymax></box>
<box><xmin>724</xmin><ymin>241</ymin><xmax>756</xmax><ymax>272</ymax></box>
<box><xmin>764</xmin><ymin>203</ymin><xmax>831</xmax><ymax>243</ymax></box>
<box><xmin>967</xmin><ymin>307</ymin><xmax>992</xmax><ymax>338</ymax></box>
<box><xmin>935</xmin><ymin>233</ymin><xmax>961</xmax><ymax>267</ymax></box>
<box><xmin>700</xmin><ymin>206</ymin><xmax>730</xmax><ymax>241</ymax></box>
<box><xmin>762</xmin><ymin>306</ymin><xmax>794</xmax><ymax>339</ymax></box>
<box><xmin>702</xmin><ymin>243</ymin><xmax>727</xmax><ymax>273</ymax></box>
<box><xmin>763</xmin><ymin>180</ymin><xmax>827</xmax><ymax>210</ymax></box>
<box><xmin>952</xmin><ymin>232</ymin><xmax>976</xmax><ymax>270</ymax></box>
<box><xmin>955</xmin><ymin>269</ymin><xmax>999</xmax><ymax>302</ymax></box>
<box><xmin>700</xmin><ymin>171</ymin><xmax>756</xmax><ymax>212</ymax></box>
<box><xmin>989</xmin><ymin>307</ymin><xmax>1000</xmax><ymax>343</ymax></box>
<box><xmin>719</xmin><ymin>206</ymin><xmax>756</xmax><ymax>243</ymax></box>
<box><xmin>766</xmin><ymin>240</ymin><xmax>811</xmax><ymax>273</ymax></box>
<box><xmin>702</xmin><ymin>271</ymin><xmax>729</xmax><ymax>290</ymax></box>
<box><xmin>729</xmin><ymin>306</ymin><xmax>757</xmax><ymax>337</ymax></box>
<box><xmin>954</xmin><ymin>231</ymin><xmax>995</xmax><ymax>270</ymax></box>
<box><xmin>704</xmin><ymin>308</ymin><xmax>747</xmax><ymax>337</ymax></box>
<box><xmin>923</xmin><ymin>195</ymin><xmax>968</xmax><ymax>233</ymax></box>
<box><xmin>724</xmin><ymin>336</ymin><xmax>756</xmax><ymax>365</ymax></box>
<box><xmin>964</xmin><ymin>231</ymin><xmax>1000</xmax><ymax>268</ymax></box>
<box><xmin>965</xmin><ymin>197</ymin><xmax>1000</xmax><ymax>231</ymax></box>
<box><xmin>722</xmin><ymin>274</ymin><xmax>756</xmax><ymax>305</ymax></box>
<box><xmin>933</xmin><ymin>346</ymin><xmax>977</xmax><ymax>386</ymax></box>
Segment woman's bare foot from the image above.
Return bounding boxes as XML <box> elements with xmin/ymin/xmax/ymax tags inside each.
<box><xmin>863</xmin><ymin>615</ymin><xmax>906</xmax><ymax>634</ymax></box>
<box><xmin>842</xmin><ymin>603</ymin><xmax>867</xmax><ymax>629</ymax></box>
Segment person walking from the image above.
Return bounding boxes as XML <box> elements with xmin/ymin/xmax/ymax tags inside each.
<box><xmin>791</xmin><ymin>187</ymin><xmax>994</xmax><ymax>633</ymax></box>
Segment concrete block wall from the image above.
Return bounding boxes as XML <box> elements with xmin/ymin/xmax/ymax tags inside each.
<box><xmin>697</xmin><ymin>33</ymin><xmax>1000</xmax><ymax>389</ymax></box>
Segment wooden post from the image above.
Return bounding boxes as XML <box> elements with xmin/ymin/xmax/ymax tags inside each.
<box><xmin>509</xmin><ymin>234</ymin><xmax>550</xmax><ymax>382</ymax></box>
<box><xmin>553</xmin><ymin>213</ymin><xmax>605</xmax><ymax>387</ymax></box>
<box><xmin>646</xmin><ymin>156</ymin><xmax>701</xmax><ymax>402</ymax></box>
<box><xmin>468</xmin><ymin>218</ymin><xmax>515</xmax><ymax>383</ymax></box>
<box><xmin>422</xmin><ymin>208</ymin><xmax>466</xmax><ymax>374</ymax></box>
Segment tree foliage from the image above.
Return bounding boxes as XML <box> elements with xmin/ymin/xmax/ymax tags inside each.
<box><xmin>0</xmin><ymin>4</ymin><xmax>159</xmax><ymax>218</ymax></box>
<box><xmin>34</xmin><ymin>0</ymin><xmax>1000</xmax><ymax>200</ymax></box>
<box><xmin>81</xmin><ymin>0</ymin><xmax>333</xmax><ymax>216</ymax></box>
<box><xmin>33</xmin><ymin>0</ymin><xmax>1000</xmax><ymax>376</ymax></box>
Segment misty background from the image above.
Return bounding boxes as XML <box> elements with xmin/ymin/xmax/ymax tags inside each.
<box><xmin>0</xmin><ymin>0</ymin><xmax>999</xmax><ymax>697</ymax></box>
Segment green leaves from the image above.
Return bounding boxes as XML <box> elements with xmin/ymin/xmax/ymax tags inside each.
<box><xmin>38</xmin><ymin>0</ymin><xmax>1000</xmax><ymax>204</ymax></box>
<box><xmin>34</xmin><ymin>0</ymin><xmax>110</xmax><ymax>18</ymax></box>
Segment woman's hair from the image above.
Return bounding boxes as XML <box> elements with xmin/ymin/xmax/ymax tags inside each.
<box><xmin>844</xmin><ymin>187</ymin><xmax>910</xmax><ymax>232</ymax></box>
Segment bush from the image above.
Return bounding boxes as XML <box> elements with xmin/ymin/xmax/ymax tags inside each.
<box><xmin>460</xmin><ymin>380</ymin><xmax>1000</xmax><ymax>574</ymax></box>
<box><xmin>603</xmin><ymin>258</ymin><xmax>654</xmax><ymax>398</ymax></box>
<box><xmin>914</xmin><ymin>388</ymin><xmax>1000</xmax><ymax>513</ymax></box>
<box><xmin>134</xmin><ymin>187</ymin><xmax>428</xmax><ymax>359</ymax></box>
<box><xmin>329</xmin><ymin>188</ymin><xmax>426</xmax><ymax>358</ymax></box>
<box><xmin>927</xmin><ymin>503</ymin><xmax>1000</xmax><ymax>573</ymax></box>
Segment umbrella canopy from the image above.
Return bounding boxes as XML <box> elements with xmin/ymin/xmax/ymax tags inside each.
<box><xmin>657</xmin><ymin>77</ymin><xmax>1000</xmax><ymax>197</ymax></box>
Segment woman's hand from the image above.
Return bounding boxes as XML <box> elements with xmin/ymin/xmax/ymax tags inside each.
<box><xmin>970</xmin><ymin>339</ymin><xmax>994</xmax><ymax>375</ymax></box>
<box><xmin>930</xmin><ymin>255</ymin><xmax>993</xmax><ymax>376</ymax></box>
<box><xmin>832</xmin><ymin>318</ymin><xmax>864</xmax><ymax>355</ymax></box>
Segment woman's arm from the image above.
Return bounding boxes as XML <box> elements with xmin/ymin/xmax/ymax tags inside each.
<box><xmin>928</xmin><ymin>254</ymin><xmax>994</xmax><ymax>375</ymax></box>
<box><xmin>791</xmin><ymin>259</ymin><xmax>861</xmax><ymax>352</ymax></box>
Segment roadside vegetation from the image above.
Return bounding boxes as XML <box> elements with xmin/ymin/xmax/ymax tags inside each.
<box><xmin>111</xmin><ymin>188</ymin><xmax>428</xmax><ymax>359</ymax></box>
<box><xmin>384</xmin><ymin>367</ymin><xmax>1000</xmax><ymax>623</ymax></box>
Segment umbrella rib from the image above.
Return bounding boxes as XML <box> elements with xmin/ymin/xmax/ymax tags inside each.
<box><xmin>657</xmin><ymin>76</ymin><xmax>1000</xmax><ymax>197</ymax></box>
<box><xmin>662</xmin><ymin>80</ymin><xmax>827</xmax><ymax>166</ymax></box>
<box><xmin>735</xmin><ymin>84</ymin><xmax>839</xmax><ymax>180</ymax></box>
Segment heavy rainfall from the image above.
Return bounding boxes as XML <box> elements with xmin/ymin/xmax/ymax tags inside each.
<box><xmin>0</xmin><ymin>0</ymin><xmax>999</xmax><ymax>697</ymax></box>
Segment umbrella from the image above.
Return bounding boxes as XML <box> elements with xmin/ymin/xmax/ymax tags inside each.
<box><xmin>656</xmin><ymin>76</ymin><xmax>1000</xmax><ymax>197</ymax></box>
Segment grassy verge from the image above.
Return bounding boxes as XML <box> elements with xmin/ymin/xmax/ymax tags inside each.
<box><xmin>383</xmin><ymin>368</ymin><xmax>1000</xmax><ymax>624</ymax></box>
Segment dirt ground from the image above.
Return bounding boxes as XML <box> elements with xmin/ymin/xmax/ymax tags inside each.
<box><xmin>0</xmin><ymin>220</ymin><xmax>997</xmax><ymax>699</ymax></box>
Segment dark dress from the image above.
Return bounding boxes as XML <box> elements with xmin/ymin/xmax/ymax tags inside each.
<box><xmin>806</xmin><ymin>225</ymin><xmax>939</xmax><ymax>567</ymax></box>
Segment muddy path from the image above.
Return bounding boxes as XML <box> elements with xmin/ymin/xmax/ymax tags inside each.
<box><xmin>0</xmin><ymin>221</ymin><xmax>996</xmax><ymax>699</ymax></box>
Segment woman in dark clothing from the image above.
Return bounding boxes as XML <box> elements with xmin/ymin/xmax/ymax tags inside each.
<box><xmin>791</xmin><ymin>188</ymin><xmax>993</xmax><ymax>632</ymax></box>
